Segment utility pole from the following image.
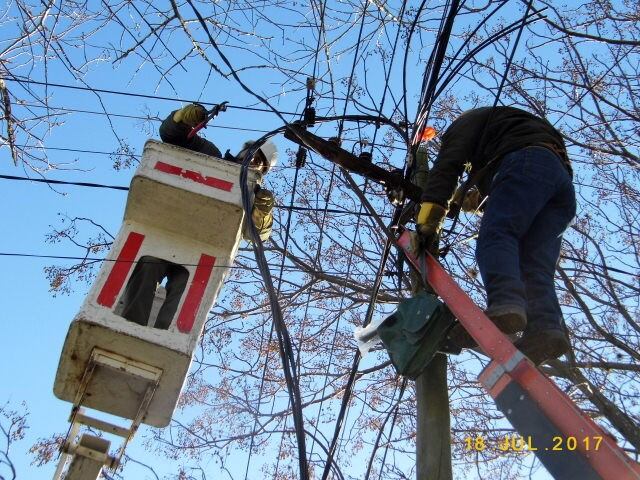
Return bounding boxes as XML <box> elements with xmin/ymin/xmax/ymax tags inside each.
<box><xmin>416</xmin><ymin>355</ymin><xmax>452</xmax><ymax>479</ymax></box>
<box><xmin>411</xmin><ymin>144</ymin><xmax>453</xmax><ymax>480</ymax></box>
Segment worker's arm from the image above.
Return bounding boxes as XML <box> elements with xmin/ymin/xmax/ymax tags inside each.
<box><xmin>420</xmin><ymin>122</ymin><xmax>473</xmax><ymax>208</ymax></box>
<box><xmin>159</xmin><ymin>105</ymin><xmax>222</xmax><ymax>158</ymax></box>
<box><xmin>416</xmin><ymin>115</ymin><xmax>478</xmax><ymax>250</ymax></box>
<box><xmin>243</xmin><ymin>188</ymin><xmax>274</xmax><ymax>242</ymax></box>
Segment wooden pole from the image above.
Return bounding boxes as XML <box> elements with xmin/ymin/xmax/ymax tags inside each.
<box><xmin>416</xmin><ymin>354</ymin><xmax>452</xmax><ymax>479</ymax></box>
<box><xmin>412</xmin><ymin>145</ymin><xmax>452</xmax><ymax>480</ymax></box>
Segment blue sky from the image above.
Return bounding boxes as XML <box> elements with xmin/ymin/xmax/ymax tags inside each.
<box><xmin>1</xmin><ymin>1</ymin><xmax>620</xmax><ymax>478</ymax></box>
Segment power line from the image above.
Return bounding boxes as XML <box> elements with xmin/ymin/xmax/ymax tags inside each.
<box><xmin>7</xmin><ymin>77</ymin><xmax>299</xmax><ymax>116</ymax></box>
<box><xmin>0</xmin><ymin>172</ymin><xmax>392</xmax><ymax>217</ymax></box>
<box><xmin>10</xmin><ymin>105</ymin><xmax>408</xmax><ymax>151</ymax></box>
<box><xmin>309</xmin><ymin>0</ymin><xmax>409</xmax><ymax>453</ymax></box>
<box><xmin>12</xmin><ymin>144</ymin><xmax>140</xmax><ymax>157</ymax></box>
<box><xmin>0</xmin><ymin>252</ymin><xmax>250</xmax><ymax>270</ymax></box>
<box><xmin>15</xmin><ymin>103</ymin><xmax>272</xmax><ymax>133</ymax></box>
<box><xmin>1</xmin><ymin>250</ymin><xmax>389</xmax><ymax>281</ymax></box>
<box><xmin>0</xmin><ymin>174</ymin><xmax>128</xmax><ymax>191</ymax></box>
<box><xmin>236</xmin><ymin>132</ymin><xmax>309</xmax><ymax>478</ymax></box>
<box><xmin>440</xmin><ymin>0</ymin><xmax>537</xmax><ymax>256</ymax></box>
<box><xmin>364</xmin><ymin>378</ymin><xmax>407</xmax><ymax>480</ymax></box>
<box><xmin>261</xmin><ymin>152</ymin><xmax>303</xmax><ymax>480</ymax></box>
<box><xmin>8</xmin><ymin>144</ymin><xmax>319</xmax><ymax>171</ymax></box>
<box><xmin>5</xmin><ymin>143</ymin><xmax>300</xmax><ymax>171</ymax></box>
<box><xmin>320</xmin><ymin>0</ymin><xmax>462</xmax><ymax>476</ymax></box>
<box><xmin>6</xmin><ymin>76</ymin><xmax>409</xmax><ymax>153</ymax></box>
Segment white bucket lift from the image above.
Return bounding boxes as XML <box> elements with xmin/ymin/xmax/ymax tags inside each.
<box><xmin>52</xmin><ymin>140</ymin><xmax>258</xmax><ymax>478</ymax></box>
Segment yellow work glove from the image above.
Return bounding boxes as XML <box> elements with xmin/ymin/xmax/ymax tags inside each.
<box><xmin>251</xmin><ymin>189</ymin><xmax>274</xmax><ymax>241</ymax></box>
<box><xmin>416</xmin><ymin>202</ymin><xmax>447</xmax><ymax>253</ymax></box>
<box><xmin>172</xmin><ymin>104</ymin><xmax>206</xmax><ymax>127</ymax></box>
<box><xmin>452</xmin><ymin>186</ymin><xmax>483</xmax><ymax>213</ymax></box>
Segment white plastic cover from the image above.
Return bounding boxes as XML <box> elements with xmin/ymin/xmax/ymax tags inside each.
<box><xmin>353</xmin><ymin>315</ymin><xmax>390</xmax><ymax>357</ymax></box>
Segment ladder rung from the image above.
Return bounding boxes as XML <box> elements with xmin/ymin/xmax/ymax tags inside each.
<box><xmin>62</xmin><ymin>433</ymin><xmax>115</xmax><ymax>475</ymax></box>
<box><xmin>74</xmin><ymin>413</ymin><xmax>131</xmax><ymax>438</ymax></box>
<box><xmin>72</xmin><ymin>444</ymin><xmax>112</xmax><ymax>464</ymax></box>
<box><xmin>92</xmin><ymin>348</ymin><xmax>163</xmax><ymax>382</ymax></box>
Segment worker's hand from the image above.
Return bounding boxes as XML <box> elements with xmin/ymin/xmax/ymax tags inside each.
<box><xmin>452</xmin><ymin>186</ymin><xmax>483</xmax><ymax>213</ymax></box>
<box><xmin>253</xmin><ymin>188</ymin><xmax>274</xmax><ymax>214</ymax></box>
<box><xmin>416</xmin><ymin>202</ymin><xmax>447</xmax><ymax>253</ymax></box>
<box><xmin>173</xmin><ymin>104</ymin><xmax>207</xmax><ymax>127</ymax></box>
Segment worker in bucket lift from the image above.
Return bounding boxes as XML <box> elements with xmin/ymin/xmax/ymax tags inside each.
<box><xmin>416</xmin><ymin>106</ymin><xmax>576</xmax><ymax>365</ymax></box>
<box><xmin>119</xmin><ymin>103</ymin><xmax>277</xmax><ymax>329</ymax></box>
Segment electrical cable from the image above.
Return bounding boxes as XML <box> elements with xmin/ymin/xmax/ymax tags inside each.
<box><xmin>238</xmin><ymin>126</ymin><xmax>310</xmax><ymax>480</ymax></box>
<box><xmin>336</xmin><ymin>0</ymin><xmax>369</xmax><ymax>140</ymax></box>
<box><xmin>13</xmin><ymin>103</ymin><xmax>272</xmax><ymax>133</ymax></box>
<box><xmin>320</xmin><ymin>234</ymin><xmax>396</xmax><ymax>480</ymax></box>
<box><xmin>400</xmin><ymin>0</ymin><xmax>429</xmax><ymax>135</ymax></box>
<box><xmin>271</xmin><ymin>2</ymin><xmax>328</xmax><ymax>468</ymax></box>
<box><xmin>308</xmin><ymin>178</ymin><xmax>370</xmax><ymax>460</ymax></box>
<box><xmin>0</xmin><ymin>174</ymin><xmax>128</xmax><ymax>191</ymax></box>
<box><xmin>315</xmin><ymin>3</ymin><xmax>462</xmax><ymax>477</ymax></box>
<box><xmin>301</xmin><ymin>1</ymin><xmax>376</xmax><ymax>466</ymax></box>
<box><xmin>433</xmin><ymin>8</ymin><xmax>546</xmax><ymax>101</ymax></box>
<box><xmin>271</xmin><ymin>166</ymin><xmax>307</xmax><ymax>477</ymax></box>
<box><xmin>0</xmin><ymin>249</ymin><xmax>391</xmax><ymax>280</ymax></box>
<box><xmin>377</xmin><ymin>378</ymin><xmax>409</xmax><ymax>478</ymax></box>
<box><xmin>6</xmin><ymin>76</ymin><xmax>298</xmax><ymax>116</ymax></box>
<box><xmin>10</xmin><ymin>144</ymin><xmax>140</xmax><ymax>157</ymax></box>
<box><xmin>322</xmin><ymin>172</ymin><xmax>395</xmax><ymax>480</ymax></box>
<box><xmin>0</xmin><ymin>252</ymin><xmax>254</xmax><ymax>270</ymax></box>
<box><xmin>9</xmin><ymin>141</ymin><xmax>394</xmax><ymax>169</ymax></box>
<box><xmin>0</xmin><ymin>172</ymin><xmax>392</xmax><ymax>217</ymax></box>
<box><xmin>267</xmin><ymin>5</ymin><xmax>376</xmax><ymax>468</ymax></box>
<box><xmin>411</xmin><ymin>0</ymin><xmax>461</xmax><ymax>147</ymax></box>
<box><xmin>244</xmin><ymin>153</ymin><xmax>304</xmax><ymax>480</ymax></box>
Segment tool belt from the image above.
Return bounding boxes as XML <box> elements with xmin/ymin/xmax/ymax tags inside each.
<box><xmin>378</xmin><ymin>292</ymin><xmax>457</xmax><ymax>379</ymax></box>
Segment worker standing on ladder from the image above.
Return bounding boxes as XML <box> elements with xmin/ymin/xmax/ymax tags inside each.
<box><xmin>120</xmin><ymin>103</ymin><xmax>277</xmax><ymax>328</ymax></box>
<box><xmin>416</xmin><ymin>106</ymin><xmax>576</xmax><ymax>365</ymax></box>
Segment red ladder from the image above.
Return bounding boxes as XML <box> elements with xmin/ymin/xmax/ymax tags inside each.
<box><xmin>397</xmin><ymin>229</ymin><xmax>640</xmax><ymax>480</ymax></box>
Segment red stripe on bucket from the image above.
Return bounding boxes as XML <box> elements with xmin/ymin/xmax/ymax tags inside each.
<box><xmin>154</xmin><ymin>161</ymin><xmax>234</xmax><ymax>192</ymax></box>
<box><xmin>97</xmin><ymin>232</ymin><xmax>145</xmax><ymax>308</ymax></box>
<box><xmin>176</xmin><ymin>254</ymin><xmax>216</xmax><ymax>333</ymax></box>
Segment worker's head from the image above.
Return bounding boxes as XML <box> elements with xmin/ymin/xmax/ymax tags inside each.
<box><xmin>237</xmin><ymin>140</ymin><xmax>278</xmax><ymax>174</ymax></box>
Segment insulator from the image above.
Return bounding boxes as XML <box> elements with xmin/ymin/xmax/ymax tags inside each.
<box><xmin>359</xmin><ymin>151</ymin><xmax>372</xmax><ymax>163</ymax></box>
<box><xmin>304</xmin><ymin>107</ymin><xmax>316</xmax><ymax>126</ymax></box>
<box><xmin>295</xmin><ymin>146</ymin><xmax>307</xmax><ymax>168</ymax></box>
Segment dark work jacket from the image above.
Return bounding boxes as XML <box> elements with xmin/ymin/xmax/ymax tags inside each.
<box><xmin>159</xmin><ymin>110</ymin><xmax>222</xmax><ymax>158</ymax></box>
<box><xmin>159</xmin><ymin>112</ymin><xmax>273</xmax><ymax>242</ymax></box>
<box><xmin>421</xmin><ymin>106</ymin><xmax>571</xmax><ymax>207</ymax></box>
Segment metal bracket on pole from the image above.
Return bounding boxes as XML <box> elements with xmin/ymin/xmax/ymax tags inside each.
<box><xmin>53</xmin><ymin>348</ymin><xmax>163</xmax><ymax>480</ymax></box>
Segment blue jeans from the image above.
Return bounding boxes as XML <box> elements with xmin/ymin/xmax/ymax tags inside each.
<box><xmin>476</xmin><ymin>147</ymin><xmax>576</xmax><ymax>331</ymax></box>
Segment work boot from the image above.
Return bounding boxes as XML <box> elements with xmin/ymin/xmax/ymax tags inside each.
<box><xmin>448</xmin><ymin>304</ymin><xmax>526</xmax><ymax>349</ymax></box>
<box><xmin>515</xmin><ymin>328</ymin><xmax>570</xmax><ymax>366</ymax></box>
